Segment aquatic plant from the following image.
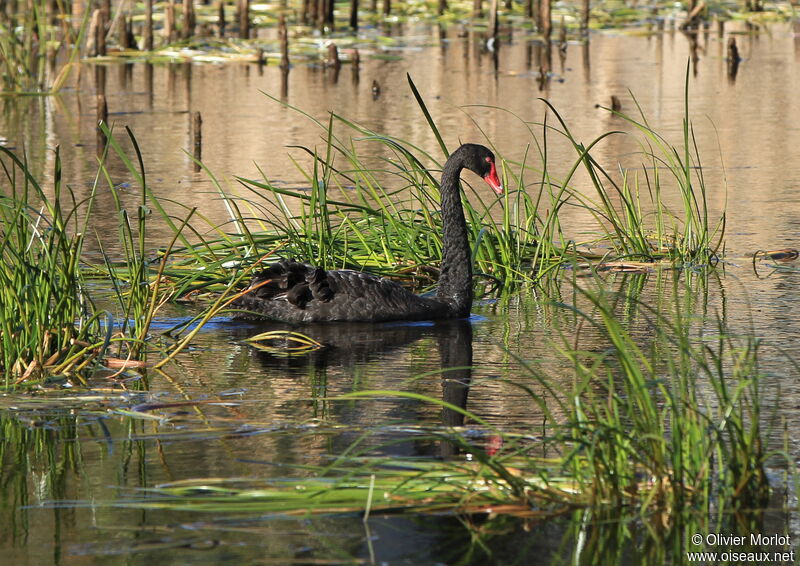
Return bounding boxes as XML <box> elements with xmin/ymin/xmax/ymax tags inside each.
<box><xmin>0</xmin><ymin>145</ymin><xmax>108</xmax><ymax>384</ymax></box>
<box><xmin>72</xmin><ymin>273</ymin><xmax>776</xmax><ymax>528</ymax></box>
<box><xmin>0</xmin><ymin>130</ymin><xmax>178</xmax><ymax>385</ymax></box>
<box><xmin>153</xmin><ymin>74</ymin><xmax>722</xmax><ymax>303</ymax></box>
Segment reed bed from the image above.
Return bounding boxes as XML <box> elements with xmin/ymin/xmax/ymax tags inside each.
<box><xmin>0</xmin><ymin>129</ymin><xmax>184</xmax><ymax>386</ymax></box>
<box><xmin>141</xmin><ymin>75</ymin><xmax>723</xmax><ymax>305</ymax></box>
<box><xmin>68</xmin><ymin>273</ymin><xmax>776</xmax><ymax>526</ymax></box>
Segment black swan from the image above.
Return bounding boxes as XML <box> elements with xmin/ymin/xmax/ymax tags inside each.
<box><xmin>232</xmin><ymin>143</ymin><xmax>503</xmax><ymax>323</ymax></box>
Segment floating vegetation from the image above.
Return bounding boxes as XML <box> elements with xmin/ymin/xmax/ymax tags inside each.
<box><xmin>244</xmin><ymin>330</ymin><xmax>325</xmax><ymax>355</ymax></box>
<box><xmin>751</xmin><ymin>247</ymin><xmax>800</xmax><ymax>276</ymax></box>
<box><xmin>755</xmin><ymin>248</ymin><xmax>799</xmax><ymax>262</ymax></box>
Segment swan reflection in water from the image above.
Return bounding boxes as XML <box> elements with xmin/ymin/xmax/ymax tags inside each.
<box><xmin>235</xmin><ymin>318</ymin><xmax>477</xmax><ymax>458</ymax></box>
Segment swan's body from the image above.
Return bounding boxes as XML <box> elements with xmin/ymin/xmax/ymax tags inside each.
<box><xmin>232</xmin><ymin>144</ymin><xmax>503</xmax><ymax>323</ymax></box>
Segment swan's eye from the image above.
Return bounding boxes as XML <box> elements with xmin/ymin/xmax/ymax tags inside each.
<box><xmin>485</xmin><ymin>156</ymin><xmax>492</xmax><ymax>163</ymax></box>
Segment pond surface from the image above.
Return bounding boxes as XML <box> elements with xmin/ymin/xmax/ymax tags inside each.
<box><xmin>3</xmin><ymin>19</ymin><xmax>800</xmax><ymax>564</ymax></box>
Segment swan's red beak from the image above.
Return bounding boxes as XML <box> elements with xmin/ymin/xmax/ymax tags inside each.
<box><xmin>483</xmin><ymin>161</ymin><xmax>503</xmax><ymax>194</ymax></box>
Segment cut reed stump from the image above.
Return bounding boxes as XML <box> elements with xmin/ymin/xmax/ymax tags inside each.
<box><xmin>279</xmin><ymin>13</ymin><xmax>289</xmax><ymax>69</ymax></box>
<box><xmin>327</xmin><ymin>43</ymin><xmax>341</xmax><ymax>69</ymax></box>
<box><xmin>119</xmin><ymin>14</ymin><xmax>130</xmax><ymax>49</ymax></box>
<box><xmin>144</xmin><ymin>0</ymin><xmax>154</xmax><ymax>49</ymax></box>
<box><xmin>680</xmin><ymin>0</ymin><xmax>705</xmax><ymax>30</ymax></box>
<box><xmin>488</xmin><ymin>0</ymin><xmax>498</xmax><ymax>43</ymax></box>
<box><xmin>349</xmin><ymin>0</ymin><xmax>357</xmax><ymax>30</ymax></box>
<box><xmin>540</xmin><ymin>0</ymin><xmax>552</xmax><ymax>43</ymax></box>
<box><xmin>301</xmin><ymin>0</ymin><xmax>309</xmax><ymax>23</ymax></box>
<box><xmin>192</xmin><ymin>111</ymin><xmax>202</xmax><ymax>172</ymax></box>
<box><xmin>217</xmin><ymin>0</ymin><xmax>225</xmax><ymax>36</ymax></box>
<box><xmin>351</xmin><ymin>48</ymin><xmax>360</xmax><ymax>83</ymax></box>
<box><xmin>165</xmin><ymin>0</ymin><xmax>176</xmax><ymax>43</ymax></box>
<box><xmin>183</xmin><ymin>0</ymin><xmax>196</xmax><ymax>39</ymax></box>
<box><xmin>86</xmin><ymin>9</ymin><xmax>101</xmax><ymax>56</ymax></box>
<box><xmin>238</xmin><ymin>0</ymin><xmax>249</xmax><ymax>39</ymax></box>
<box><xmin>581</xmin><ymin>0</ymin><xmax>589</xmax><ymax>34</ymax></box>
<box><xmin>727</xmin><ymin>37</ymin><xmax>740</xmax><ymax>79</ymax></box>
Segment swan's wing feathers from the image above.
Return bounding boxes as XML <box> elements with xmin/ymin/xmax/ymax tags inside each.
<box><xmin>232</xmin><ymin>261</ymin><xmax>448</xmax><ymax>322</ymax></box>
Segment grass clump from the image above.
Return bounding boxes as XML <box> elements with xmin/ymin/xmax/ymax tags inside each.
<box><xmin>161</xmin><ymin>75</ymin><xmax>723</xmax><ymax>302</ymax></box>
<box><xmin>0</xmin><ymin>146</ymin><xmax>109</xmax><ymax>384</ymax></box>
<box><xmin>0</xmin><ymin>129</ymin><xmax>183</xmax><ymax>386</ymax></box>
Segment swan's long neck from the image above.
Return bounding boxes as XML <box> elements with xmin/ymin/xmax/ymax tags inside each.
<box><xmin>436</xmin><ymin>156</ymin><xmax>473</xmax><ymax>317</ymax></box>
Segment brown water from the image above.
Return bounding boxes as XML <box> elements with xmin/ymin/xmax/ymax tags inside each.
<box><xmin>3</xmin><ymin>20</ymin><xmax>800</xmax><ymax>564</ymax></box>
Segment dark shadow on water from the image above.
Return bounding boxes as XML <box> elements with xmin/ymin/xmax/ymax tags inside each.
<box><xmin>230</xmin><ymin>318</ymin><xmax>475</xmax><ymax>458</ymax></box>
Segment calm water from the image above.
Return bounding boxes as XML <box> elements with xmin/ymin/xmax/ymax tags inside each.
<box><xmin>3</xmin><ymin>19</ymin><xmax>800</xmax><ymax>564</ymax></box>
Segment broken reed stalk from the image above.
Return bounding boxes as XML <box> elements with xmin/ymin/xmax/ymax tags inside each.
<box><xmin>352</xmin><ymin>48</ymin><xmax>360</xmax><ymax>83</ymax></box>
<box><xmin>581</xmin><ymin>0</ymin><xmax>589</xmax><ymax>33</ymax></box>
<box><xmin>183</xmin><ymin>0</ymin><xmax>195</xmax><ymax>39</ymax></box>
<box><xmin>301</xmin><ymin>0</ymin><xmax>308</xmax><ymax>23</ymax></box>
<box><xmin>540</xmin><ymin>0</ymin><xmax>551</xmax><ymax>43</ymax></box>
<box><xmin>680</xmin><ymin>0</ymin><xmax>705</xmax><ymax>29</ymax></box>
<box><xmin>217</xmin><ymin>1</ymin><xmax>225</xmax><ymax>36</ymax></box>
<box><xmin>383</xmin><ymin>0</ymin><xmax>390</xmax><ymax>16</ymax></box>
<box><xmin>473</xmin><ymin>0</ymin><xmax>482</xmax><ymax>18</ymax></box>
<box><xmin>488</xmin><ymin>0</ymin><xmax>498</xmax><ymax>41</ymax></box>
<box><xmin>727</xmin><ymin>37</ymin><xmax>740</xmax><ymax>79</ymax></box>
<box><xmin>309</xmin><ymin>0</ymin><xmax>318</xmax><ymax>23</ymax></box>
<box><xmin>119</xmin><ymin>14</ymin><xmax>129</xmax><ymax>48</ymax></box>
<box><xmin>87</xmin><ymin>9</ymin><xmax>101</xmax><ymax>56</ymax></box>
<box><xmin>327</xmin><ymin>43</ymin><xmax>341</xmax><ymax>69</ymax></box>
<box><xmin>525</xmin><ymin>0</ymin><xmax>532</xmax><ymax>18</ymax></box>
<box><xmin>165</xmin><ymin>0</ymin><xmax>176</xmax><ymax>43</ymax></box>
<box><xmin>144</xmin><ymin>0</ymin><xmax>153</xmax><ymax>49</ymax></box>
<box><xmin>239</xmin><ymin>0</ymin><xmax>249</xmax><ymax>39</ymax></box>
<box><xmin>279</xmin><ymin>13</ymin><xmax>289</xmax><ymax>69</ymax></box>
<box><xmin>438</xmin><ymin>0</ymin><xmax>447</xmax><ymax>15</ymax></box>
<box><xmin>192</xmin><ymin>111</ymin><xmax>202</xmax><ymax>172</ymax></box>
<box><xmin>97</xmin><ymin>8</ymin><xmax>107</xmax><ymax>55</ymax></box>
<box><xmin>349</xmin><ymin>0</ymin><xmax>357</xmax><ymax>30</ymax></box>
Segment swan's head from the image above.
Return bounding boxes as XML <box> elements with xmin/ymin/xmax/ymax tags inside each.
<box><xmin>458</xmin><ymin>144</ymin><xmax>504</xmax><ymax>195</ymax></box>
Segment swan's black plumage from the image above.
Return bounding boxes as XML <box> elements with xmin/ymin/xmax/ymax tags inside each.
<box><xmin>232</xmin><ymin>144</ymin><xmax>503</xmax><ymax>323</ymax></box>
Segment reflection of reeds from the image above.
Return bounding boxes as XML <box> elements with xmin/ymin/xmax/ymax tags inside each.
<box><xmin>65</xmin><ymin>277</ymin><xmax>776</xmax><ymax>533</ymax></box>
<box><xmin>0</xmin><ymin>0</ymin><xmax>88</xmax><ymax>94</ymax></box>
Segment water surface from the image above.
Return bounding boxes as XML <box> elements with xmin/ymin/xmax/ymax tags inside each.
<box><xmin>3</xmin><ymin>20</ymin><xmax>800</xmax><ymax>564</ymax></box>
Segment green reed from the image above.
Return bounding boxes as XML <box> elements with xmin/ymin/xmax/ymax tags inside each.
<box><xmin>159</xmin><ymin>75</ymin><xmax>723</xmax><ymax>301</ymax></box>
<box><xmin>0</xmin><ymin>130</ymin><xmax>179</xmax><ymax>385</ymax></box>
<box><xmin>0</xmin><ymin>145</ymin><xmax>108</xmax><ymax>384</ymax></box>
